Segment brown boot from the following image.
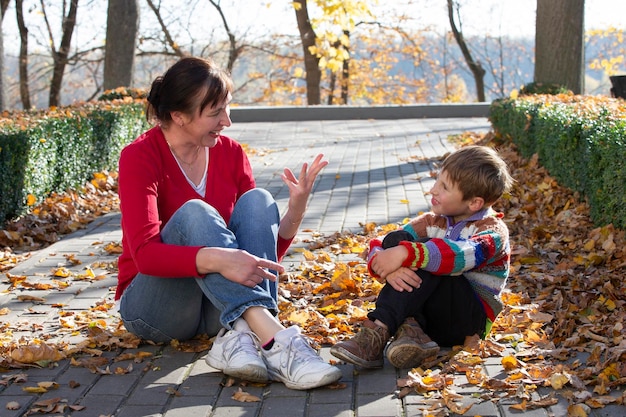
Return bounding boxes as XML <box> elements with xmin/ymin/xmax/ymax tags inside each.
<box><xmin>386</xmin><ymin>318</ymin><xmax>439</xmax><ymax>369</ymax></box>
<box><xmin>330</xmin><ymin>319</ymin><xmax>390</xmax><ymax>368</ymax></box>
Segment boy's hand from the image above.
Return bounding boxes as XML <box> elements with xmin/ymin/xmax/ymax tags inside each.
<box><xmin>370</xmin><ymin>245</ymin><xmax>408</xmax><ymax>278</ymax></box>
<box><xmin>386</xmin><ymin>267</ymin><xmax>422</xmax><ymax>292</ymax></box>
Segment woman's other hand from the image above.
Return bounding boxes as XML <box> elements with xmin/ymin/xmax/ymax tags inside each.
<box><xmin>196</xmin><ymin>247</ymin><xmax>284</xmax><ymax>288</ymax></box>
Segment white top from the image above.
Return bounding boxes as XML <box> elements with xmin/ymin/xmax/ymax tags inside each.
<box><xmin>171</xmin><ymin>147</ymin><xmax>209</xmax><ymax>196</ymax></box>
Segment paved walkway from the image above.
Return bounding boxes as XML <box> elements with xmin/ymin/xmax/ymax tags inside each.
<box><xmin>1</xmin><ymin>118</ymin><xmax>623</xmax><ymax>417</ymax></box>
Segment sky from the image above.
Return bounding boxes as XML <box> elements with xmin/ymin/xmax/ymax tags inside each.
<box><xmin>392</xmin><ymin>0</ymin><xmax>626</xmax><ymax>38</ymax></box>
<box><xmin>248</xmin><ymin>0</ymin><xmax>626</xmax><ymax>39</ymax></box>
<box><xmin>3</xmin><ymin>0</ymin><xmax>625</xmax><ymax>54</ymax></box>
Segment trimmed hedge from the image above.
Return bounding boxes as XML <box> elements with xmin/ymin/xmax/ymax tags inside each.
<box><xmin>490</xmin><ymin>94</ymin><xmax>626</xmax><ymax>229</ymax></box>
<box><xmin>0</xmin><ymin>100</ymin><xmax>150</xmax><ymax>225</ymax></box>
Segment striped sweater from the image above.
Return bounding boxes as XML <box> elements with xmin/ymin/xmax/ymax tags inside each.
<box><xmin>369</xmin><ymin>208</ymin><xmax>510</xmax><ymax>329</ymax></box>
<box><xmin>403</xmin><ymin>208</ymin><xmax>510</xmax><ymax>320</ymax></box>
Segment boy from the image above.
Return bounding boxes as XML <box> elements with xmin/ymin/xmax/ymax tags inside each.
<box><xmin>330</xmin><ymin>145</ymin><xmax>514</xmax><ymax>369</ymax></box>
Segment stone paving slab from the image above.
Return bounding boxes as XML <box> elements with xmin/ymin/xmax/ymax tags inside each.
<box><xmin>1</xmin><ymin>118</ymin><xmax>623</xmax><ymax>416</ymax></box>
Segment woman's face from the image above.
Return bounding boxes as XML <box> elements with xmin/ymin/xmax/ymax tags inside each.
<box><xmin>182</xmin><ymin>91</ymin><xmax>232</xmax><ymax>148</ymax></box>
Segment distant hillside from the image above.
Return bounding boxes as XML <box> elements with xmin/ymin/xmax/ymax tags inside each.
<box><xmin>2</xmin><ymin>33</ymin><xmax>619</xmax><ymax>110</ymax></box>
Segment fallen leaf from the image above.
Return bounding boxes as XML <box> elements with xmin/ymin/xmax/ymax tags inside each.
<box><xmin>232</xmin><ymin>388</ymin><xmax>261</xmax><ymax>402</ymax></box>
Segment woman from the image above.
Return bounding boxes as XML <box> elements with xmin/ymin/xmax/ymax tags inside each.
<box><xmin>116</xmin><ymin>56</ymin><xmax>341</xmax><ymax>390</ymax></box>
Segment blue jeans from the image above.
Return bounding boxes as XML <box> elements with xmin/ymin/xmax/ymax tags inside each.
<box><xmin>119</xmin><ymin>189</ymin><xmax>280</xmax><ymax>343</ymax></box>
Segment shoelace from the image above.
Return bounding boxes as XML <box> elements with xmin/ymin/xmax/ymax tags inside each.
<box><xmin>227</xmin><ymin>330</ymin><xmax>260</xmax><ymax>359</ymax></box>
<box><xmin>282</xmin><ymin>334</ymin><xmax>321</xmax><ymax>369</ymax></box>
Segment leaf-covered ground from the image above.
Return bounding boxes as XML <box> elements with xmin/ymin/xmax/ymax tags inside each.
<box><xmin>0</xmin><ymin>134</ymin><xmax>624</xmax><ymax>416</ymax></box>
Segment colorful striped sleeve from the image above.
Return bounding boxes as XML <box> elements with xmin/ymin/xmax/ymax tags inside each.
<box><xmin>399</xmin><ymin>230</ymin><xmax>505</xmax><ymax>275</ymax></box>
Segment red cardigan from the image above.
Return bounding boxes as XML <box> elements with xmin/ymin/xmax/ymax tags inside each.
<box><xmin>116</xmin><ymin>126</ymin><xmax>291</xmax><ymax>300</ymax></box>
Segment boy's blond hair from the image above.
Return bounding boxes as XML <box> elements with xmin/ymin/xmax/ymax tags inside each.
<box><xmin>441</xmin><ymin>145</ymin><xmax>513</xmax><ymax>204</ymax></box>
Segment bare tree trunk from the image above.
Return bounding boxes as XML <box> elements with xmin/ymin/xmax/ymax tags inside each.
<box><xmin>208</xmin><ymin>0</ymin><xmax>242</xmax><ymax>73</ymax></box>
<box><xmin>327</xmin><ymin>72</ymin><xmax>335</xmax><ymax>105</ymax></box>
<box><xmin>103</xmin><ymin>0</ymin><xmax>139</xmax><ymax>91</ymax></box>
<box><xmin>15</xmin><ymin>0</ymin><xmax>31</xmax><ymax>109</ymax></box>
<box><xmin>0</xmin><ymin>0</ymin><xmax>9</xmax><ymax>110</ymax></box>
<box><xmin>293</xmin><ymin>0</ymin><xmax>321</xmax><ymax>105</ymax></box>
<box><xmin>340</xmin><ymin>30</ymin><xmax>350</xmax><ymax>105</ymax></box>
<box><xmin>535</xmin><ymin>0</ymin><xmax>585</xmax><ymax>94</ymax></box>
<box><xmin>447</xmin><ymin>0</ymin><xmax>486</xmax><ymax>102</ymax></box>
<box><xmin>328</xmin><ymin>30</ymin><xmax>350</xmax><ymax>105</ymax></box>
<box><xmin>44</xmin><ymin>0</ymin><xmax>79</xmax><ymax>107</ymax></box>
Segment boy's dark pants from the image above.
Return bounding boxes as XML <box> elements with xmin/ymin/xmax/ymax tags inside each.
<box><xmin>367</xmin><ymin>230</ymin><xmax>487</xmax><ymax>347</ymax></box>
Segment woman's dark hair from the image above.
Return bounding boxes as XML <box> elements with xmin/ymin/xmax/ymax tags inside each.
<box><xmin>146</xmin><ymin>56</ymin><xmax>233</xmax><ymax>125</ymax></box>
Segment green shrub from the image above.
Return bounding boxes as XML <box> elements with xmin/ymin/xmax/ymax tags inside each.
<box><xmin>0</xmin><ymin>102</ymin><xmax>150</xmax><ymax>224</ymax></box>
<box><xmin>490</xmin><ymin>95</ymin><xmax>626</xmax><ymax>229</ymax></box>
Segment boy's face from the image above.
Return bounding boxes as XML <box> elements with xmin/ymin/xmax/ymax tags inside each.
<box><xmin>429</xmin><ymin>170</ymin><xmax>477</xmax><ymax>223</ymax></box>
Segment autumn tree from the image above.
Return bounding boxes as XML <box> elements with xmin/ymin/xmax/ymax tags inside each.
<box><xmin>534</xmin><ymin>0</ymin><xmax>585</xmax><ymax>94</ymax></box>
<box><xmin>586</xmin><ymin>27</ymin><xmax>625</xmax><ymax>95</ymax></box>
<box><xmin>103</xmin><ymin>0</ymin><xmax>139</xmax><ymax>91</ymax></box>
<box><xmin>293</xmin><ymin>0</ymin><xmax>321</xmax><ymax>105</ymax></box>
<box><xmin>293</xmin><ymin>0</ymin><xmax>374</xmax><ymax>105</ymax></box>
<box><xmin>347</xmin><ymin>25</ymin><xmax>438</xmax><ymax>104</ymax></box>
<box><xmin>447</xmin><ymin>0</ymin><xmax>485</xmax><ymax>102</ymax></box>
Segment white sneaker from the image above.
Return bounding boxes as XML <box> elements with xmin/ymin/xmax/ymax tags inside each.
<box><xmin>205</xmin><ymin>319</ymin><xmax>268</xmax><ymax>382</ymax></box>
<box><xmin>262</xmin><ymin>326</ymin><xmax>342</xmax><ymax>390</ymax></box>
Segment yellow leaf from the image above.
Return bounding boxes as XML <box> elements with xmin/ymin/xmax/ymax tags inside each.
<box><xmin>583</xmin><ymin>239</ymin><xmax>595</xmax><ymax>251</ymax></box>
<box><xmin>26</xmin><ymin>194</ymin><xmax>37</xmax><ymax>206</ymax></box>
<box><xmin>509</xmin><ymin>399</ymin><xmax>527</xmax><ymax>411</ymax></box>
<box><xmin>549</xmin><ymin>372</ymin><xmax>569</xmax><ymax>389</ymax></box>
<box><xmin>53</xmin><ymin>267</ymin><xmax>71</xmax><ymax>278</ymax></box>
<box><xmin>518</xmin><ymin>256</ymin><xmax>542</xmax><ymax>264</ymax></box>
<box><xmin>22</xmin><ymin>386</ymin><xmax>48</xmax><ymax>393</ymax></box>
<box><xmin>501</xmin><ymin>355</ymin><xmax>519</xmax><ymax>370</ymax></box>
<box><xmin>37</xmin><ymin>381</ymin><xmax>59</xmax><ymax>390</ymax></box>
<box><xmin>89</xmin><ymin>319</ymin><xmax>107</xmax><ymax>328</ymax></box>
<box><xmin>567</xmin><ymin>404</ymin><xmax>589</xmax><ymax>417</ymax></box>
<box><xmin>331</xmin><ymin>263</ymin><xmax>356</xmax><ymax>291</ymax></box>
<box><xmin>598</xmin><ymin>295</ymin><xmax>616</xmax><ymax>311</ymax></box>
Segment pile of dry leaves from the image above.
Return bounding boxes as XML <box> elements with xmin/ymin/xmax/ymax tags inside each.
<box><xmin>0</xmin><ymin>134</ymin><xmax>624</xmax><ymax>416</ymax></box>
<box><xmin>0</xmin><ymin>171</ymin><xmax>121</xmax><ymax>271</ymax></box>
<box><xmin>275</xmin><ymin>133</ymin><xmax>626</xmax><ymax>415</ymax></box>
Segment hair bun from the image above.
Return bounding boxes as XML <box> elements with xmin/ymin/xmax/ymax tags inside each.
<box><xmin>147</xmin><ymin>76</ymin><xmax>164</xmax><ymax>107</ymax></box>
